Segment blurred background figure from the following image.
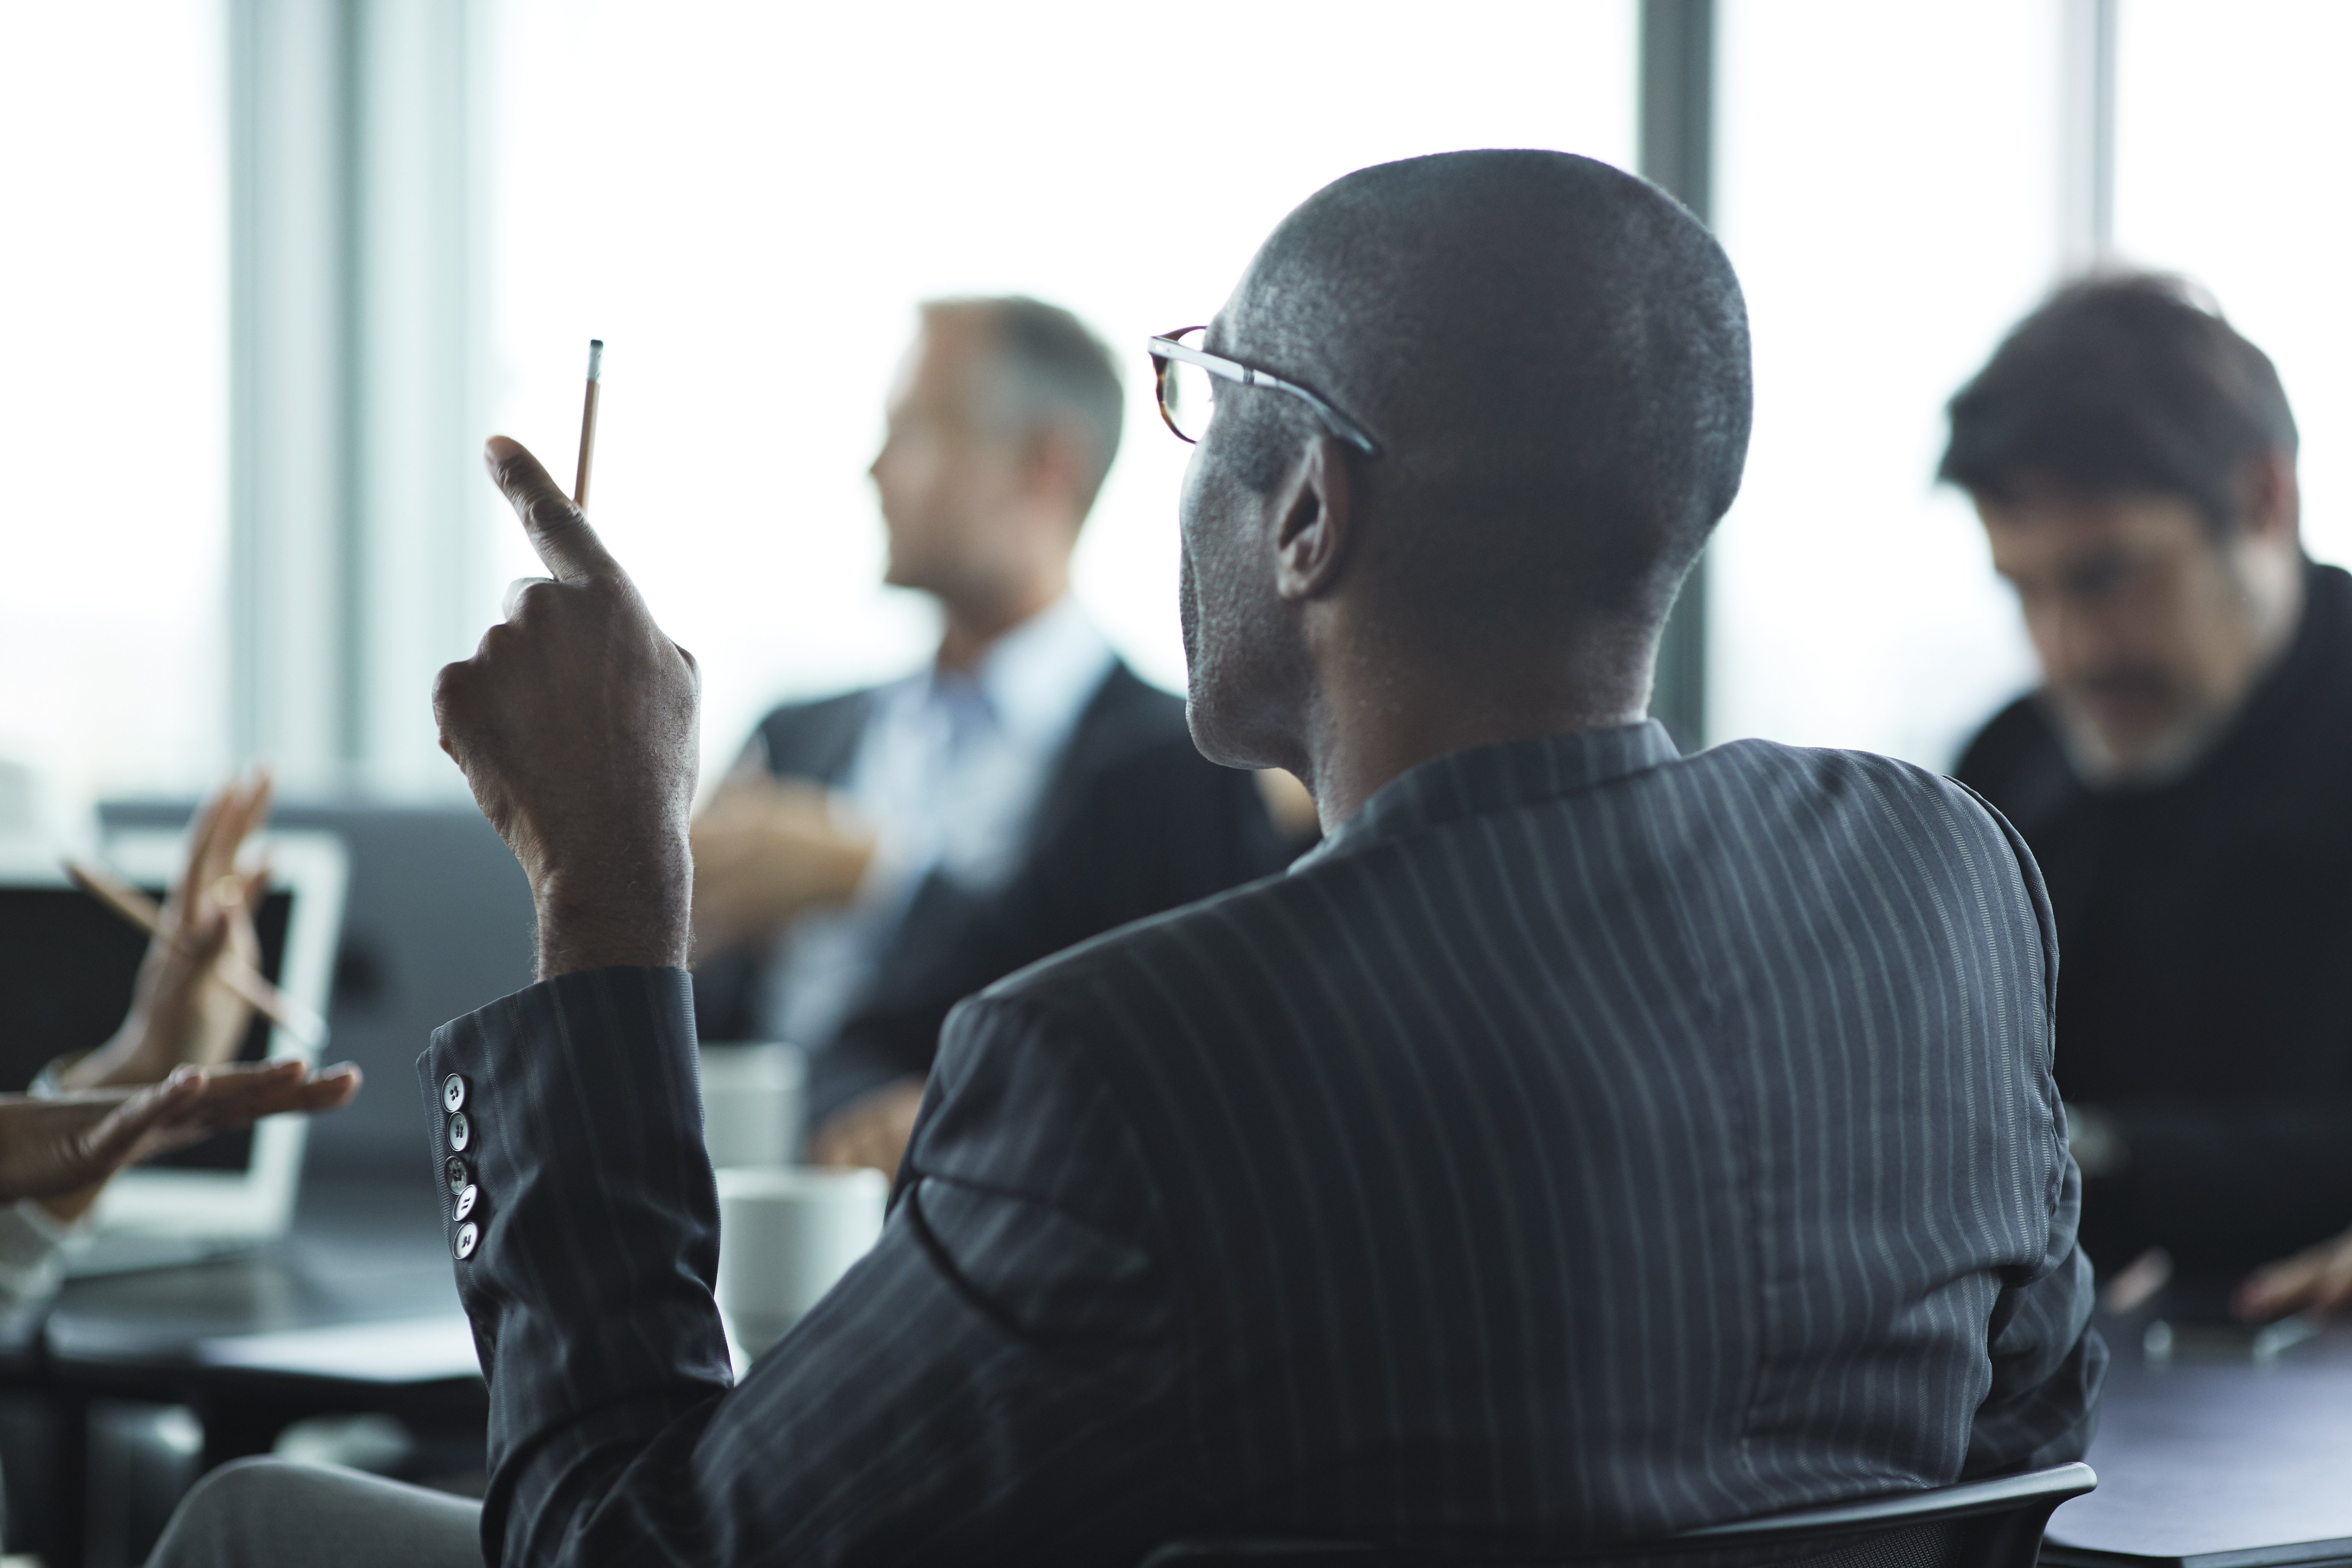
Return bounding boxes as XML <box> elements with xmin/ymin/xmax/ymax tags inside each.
<box><xmin>689</xmin><ymin>298</ymin><xmax>1307</xmax><ymax>1171</ymax></box>
<box><xmin>2239</xmin><ymin>1221</ymin><xmax>2352</xmax><ymax>1321</ymax></box>
<box><xmin>1941</xmin><ymin>275</ymin><xmax>2352</xmax><ymax>1288</ymax></box>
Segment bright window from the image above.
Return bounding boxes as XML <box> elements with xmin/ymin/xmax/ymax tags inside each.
<box><xmin>0</xmin><ymin>3</ymin><xmax>228</xmax><ymax>804</ymax></box>
<box><xmin>487</xmin><ymin>0</ymin><xmax>1637</xmax><ymax>777</ymax></box>
<box><xmin>1708</xmin><ymin>0</ymin><xmax>2054</xmax><ymax>768</ymax></box>
<box><xmin>2112</xmin><ymin>0</ymin><xmax>2352</xmax><ymax>569</ymax></box>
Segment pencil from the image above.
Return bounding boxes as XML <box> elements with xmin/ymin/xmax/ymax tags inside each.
<box><xmin>574</xmin><ymin>338</ymin><xmax>605</xmax><ymax>507</ymax></box>
<box><xmin>63</xmin><ymin>858</ymin><xmax>329</xmax><ymax>1050</ymax></box>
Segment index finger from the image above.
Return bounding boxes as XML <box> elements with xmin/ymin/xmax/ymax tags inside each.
<box><xmin>198</xmin><ymin>771</ymin><xmax>268</xmax><ymax>894</ymax></box>
<box><xmin>227</xmin><ymin>767</ymin><xmax>275</xmax><ymax>863</ymax></box>
<box><xmin>181</xmin><ymin>1062</ymin><xmax>363</xmax><ymax>1121</ymax></box>
<box><xmin>485</xmin><ymin>435</ymin><xmax>622</xmax><ymax>583</ymax></box>
<box><xmin>175</xmin><ymin>783</ymin><xmax>233</xmax><ymax>910</ymax></box>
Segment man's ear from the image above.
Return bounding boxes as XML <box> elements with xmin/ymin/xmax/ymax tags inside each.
<box><xmin>1272</xmin><ymin>436</ymin><xmax>1353</xmax><ymax>602</ymax></box>
<box><xmin>1021</xmin><ymin>422</ymin><xmax>1090</xmax><ymax>516</ymax></box>
<box><xmin>2240</xmin><ymin>447</ymin><xmax>2301</xmax><ymax>544</ymax></box>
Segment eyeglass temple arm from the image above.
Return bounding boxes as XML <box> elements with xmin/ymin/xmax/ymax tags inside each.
<box><xmin>1149</xmin><ymin>336</ymin><xmax>1383</xmax><ymax>458</ymax></box>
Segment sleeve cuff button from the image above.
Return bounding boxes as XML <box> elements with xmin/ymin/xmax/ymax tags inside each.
<box><xmin>454</xmin><ymin>1220</ymin><xmax>479</xmax><ymax>1261</ymax></box>
<box><xmin>442</xmin><ymin>1074</ymin><xmax>468</xmax><ymax>1113</ymax></box>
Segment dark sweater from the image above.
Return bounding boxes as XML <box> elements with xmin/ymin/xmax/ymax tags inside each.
<box><xmin>1955</xmin><ymin>559</ymin><xmax>2352</xmax><ymax>1275</ymax></box>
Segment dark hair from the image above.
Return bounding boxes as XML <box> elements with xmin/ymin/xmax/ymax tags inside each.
<box><xmin>923</xmin><ymin>296</ymin><xmax>1124</xmax><ymax>516</ymax></box>
<box><xmin>1225</xmin><ymin>149</ymin><xmax>1751</xmax><ymax>631</ymax></box>
<box><xmin>1939</xmin><ymin>274</ymin><xmax>2297</xmax><ymax>532</ymax></box>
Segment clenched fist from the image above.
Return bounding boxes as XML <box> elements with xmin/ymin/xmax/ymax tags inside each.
<box><xmin>435</xmin><ymin>436</ymin><xmax>702</xmax><ymax>979</ymax></box>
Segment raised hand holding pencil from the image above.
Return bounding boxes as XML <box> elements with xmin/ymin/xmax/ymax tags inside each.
<box><xmin>499</xmin><ymin>339</ymin><xmax>607</xmax><ymax>623</ymax></box>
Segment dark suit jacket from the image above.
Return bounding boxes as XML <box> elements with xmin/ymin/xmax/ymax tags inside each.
<box><xmin>695</xmin><ymin>662</ymin><xmax>1303</xmax><ymax>1119</ymax></box>
<box><xmin>1956</xmin><ymin>559</ymin><xmax>2352</xmax><ymax>1273</ymax></box>
<box><xmin>815</xmin><ymin>731</ymin><xmax>1312</xmax><ymax>1120</ymax></box>
<box><xmin>423</xmin><ymin>723</ymin><xmax>2101</xmax><ymax>1568</ymax></box>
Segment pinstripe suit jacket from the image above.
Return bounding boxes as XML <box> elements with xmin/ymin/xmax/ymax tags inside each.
<box><xmin>422</xmin><ymin>722</ymin><xmax>2102</xmax><ymax>1568</ymax></box>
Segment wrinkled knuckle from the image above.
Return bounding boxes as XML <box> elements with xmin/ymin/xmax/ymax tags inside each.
<box><xmin>433</xmin><ymin>663</ymin><xmax>487</xmax><ymax>740</ymax></box>
<box><xmin>532</xmin><ymin>493</ymin><xmax>587</xmax><ymax>535</ymax></box>
<box><xmin>507</xmin><ymin>580</ymin><xmax>556</xmax><ymax>620</ymax></box>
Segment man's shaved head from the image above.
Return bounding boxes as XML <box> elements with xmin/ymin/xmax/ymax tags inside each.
<box><xmin>1179</xmin><ymin>149</ymin><xmax>1751</xmax><ymax>776</ymax></box>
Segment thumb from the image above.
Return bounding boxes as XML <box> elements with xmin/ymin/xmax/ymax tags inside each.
<box><xmin>484</xmin><ymin>436</ymin><xmax>622</xmax><ymax>584</ymax></box>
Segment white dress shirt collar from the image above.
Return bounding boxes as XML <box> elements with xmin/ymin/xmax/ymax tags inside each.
<box><xmin>930</xmin><ymin>593</ymin><xmax>1114</xmax><ymax>751</ymax></box>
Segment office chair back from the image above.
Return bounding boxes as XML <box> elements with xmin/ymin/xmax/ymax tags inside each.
<box><xmin>1139</xmin><ymin>1461</ymin><xmax>2095</xmax><ymax>1568</ymax></box>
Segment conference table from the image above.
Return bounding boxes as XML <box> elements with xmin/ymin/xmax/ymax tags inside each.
<box><xmin>7</xmin><ymin>1205</ymin><xmax>2352</xmax><ymax>1568</ymax></box>
<box><xmin>2045</xmin><ymin>1311</ymin><xmax>2352</xmax><ymax>1568</ymax></box>
<box><xmin>0</xmin><ymin>1180</ymin><xmax>484</xmax><ymax>1565</ymax></box>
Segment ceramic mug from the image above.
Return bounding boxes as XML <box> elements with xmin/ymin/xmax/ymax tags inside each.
<box><xmin>714</xmin><ymin>1165</ymin><xmax>888</xmax><ymax>1357</ymax></box>
<box><xmin>698</xmin><ymin>1041</ymin><xmax>806</xmax><ymax>1168</ymax></box>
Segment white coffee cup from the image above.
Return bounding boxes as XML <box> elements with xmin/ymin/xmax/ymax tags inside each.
<box><xmin>714</xmin><ymin>1166</ymin><xmax>888</xmax><ymax>1359</ymax></box>
<box><xmin>698</xmin><ymin>1042</ymin><xmax>806</xmax><ymax>1168</ymax></box>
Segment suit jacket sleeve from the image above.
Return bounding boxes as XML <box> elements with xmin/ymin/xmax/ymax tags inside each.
<box><xmin>1955</xmin><ymin>783</ymin><xmax>2107</xmax><ymax>1476</ymax></box>
<box><xmin>419</xmin><ymin>969</ymin><xmax>1192</xmax><ymax>1568</ymax></box>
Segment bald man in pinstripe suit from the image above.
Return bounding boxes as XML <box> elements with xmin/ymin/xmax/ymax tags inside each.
<box><xmin>154</xmin><ymin>150</ymin><xmax>2101</xmax><ymax>1568</ymax></box>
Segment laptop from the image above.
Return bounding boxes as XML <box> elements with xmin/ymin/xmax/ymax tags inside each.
<box><xmin>0</xmin><ymin>830</ymin><xmax>347</xmax><ymax>1272</ymax></box>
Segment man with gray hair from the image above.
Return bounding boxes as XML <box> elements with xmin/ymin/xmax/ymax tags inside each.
<box><xmin>690</xmin><ymin>297</ymin><xmax>1303</xmax><ymax>1171</ymax></box>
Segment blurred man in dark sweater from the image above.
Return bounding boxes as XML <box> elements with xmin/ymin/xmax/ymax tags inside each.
<box><xmin>1944</xmin><ymin>274</ymin><xmax>2352</xmax><ymax>1289</ymax></box>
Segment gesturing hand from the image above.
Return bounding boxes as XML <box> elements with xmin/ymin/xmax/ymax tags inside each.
<box><xmin>2236</xmin><ymin>1225</ymin><xmax>2352</xmax><ymax>1321</ymax></box>
<box><xmin>0</xmin><ymin>1060</ymin><xmax>361</xmax><ymax>1203</ymax></box>
<box><xmin>690</xmin><ymin>777</ymin><xmax>877</xmax><ymax>957</ymax></box>
<box><xmin>808</xmin><ymin>1076</ymin><xmax>926</xmax><ymax>1180</ymax></box>
<box><xmin>68</xmin><ymin>773</ymin><xmax>275</xmax><ymax>1093</ymax></box>
<box><xmin>434</xmin><ymin>437</ymin><xmax>701</xmax><ymax>979</ymax></box>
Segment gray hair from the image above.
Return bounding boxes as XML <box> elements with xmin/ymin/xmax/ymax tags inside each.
<box><xmin>924</xmin><ymin>296</ymin><xmax>1125</xmax><ymax>517</ymax></box>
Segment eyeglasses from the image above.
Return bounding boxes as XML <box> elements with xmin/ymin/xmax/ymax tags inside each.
<box><xmin>1148</xmin><ymin>327</ymin><xmax>1383</xmax><ymax>458</ymax></box>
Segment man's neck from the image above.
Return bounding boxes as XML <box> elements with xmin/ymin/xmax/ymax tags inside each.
<box><xmin>935</xmin><ymin>577</ymin><xmax>1066</xmax><ymax>674</ymax></box>
<box><xmin>1299</xmin><ymin>635</ymin><xmax>1651</xmax><ymax>831</ymax></box>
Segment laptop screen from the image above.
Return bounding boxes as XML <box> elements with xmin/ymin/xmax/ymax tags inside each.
<box><xmin>0</xmin><ymin>886</ymin><xmax>295</xmax><ymax>1170</ymax></box>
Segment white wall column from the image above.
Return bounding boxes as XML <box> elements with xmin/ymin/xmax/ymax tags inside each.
<box><xmin>1640</xmin><ymin>0</ymin><xmax>1715</xmax><ymax>753</ymax></box>
<box><xmin>229</xmin><ymin>0</ymin><xmax>487</xmax><ymax>793</ymax></box>
<box><xmin>352</xmin><ymin>0</ymin><xmax>490</xmax><ymax>790</ymax></box>
<box><xmin>2059</xmin><ymin>0</ymin><xmax>2118</xmax><ymax>276</ymax></box>
<box><xmin>228</xmin><ymin>0</ymin><xmax>349</xmax><ymax>781</ymax></box>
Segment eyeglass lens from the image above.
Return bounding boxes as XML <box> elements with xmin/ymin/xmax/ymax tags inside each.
<box><xmin>1158</xmin><ymin>327</ymin><xmax>1216</xmax><ymax>443</ymax></box>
